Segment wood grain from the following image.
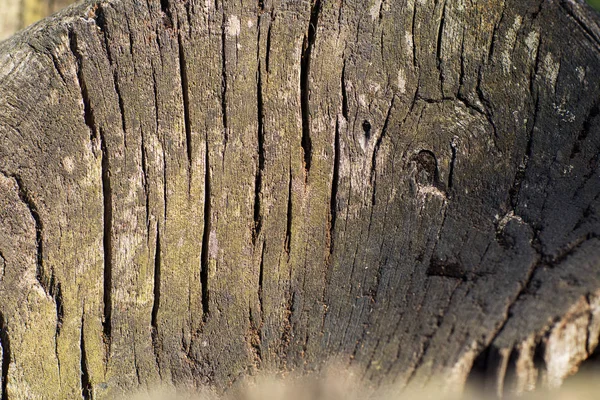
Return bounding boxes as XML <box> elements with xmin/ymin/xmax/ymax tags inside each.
<box><xmin>0</xmin><ymin>0</ymin><xmax>599</xmax><ymax>398</ymax></box>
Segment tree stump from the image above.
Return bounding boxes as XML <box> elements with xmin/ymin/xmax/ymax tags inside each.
<box><xmin>0</xmin><ymin>0</ymin><xmax>600</xmax><ymax>398</ymax></box>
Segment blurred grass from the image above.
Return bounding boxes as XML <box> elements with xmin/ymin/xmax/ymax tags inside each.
<box><xmin>588</xmin><ymin>0</ymin><xmax>600</xmax><ymax>11</ymax></box>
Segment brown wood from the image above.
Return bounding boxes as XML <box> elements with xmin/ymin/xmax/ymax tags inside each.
<box><xmin>0</xmin><ymin>0</ymin><xmax>600</xmax><ymax>398</ymax></box>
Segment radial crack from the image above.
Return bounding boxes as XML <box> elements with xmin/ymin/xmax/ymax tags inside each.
<box><xmin>448</xmin><ymin>139</ymin><xmax>457</xmax><ymax>190</ymax></box>
<box><xmin>11</xmin><ymin>175</ymin><xmax>48</xmax><ymax>293</ymax></box>
<box><xmin>100</xmin><ymin>127</ymin><xmax>113</xmax><ymax>348</ymax></box>
<box><xmin>475</xmin><ymin>67</ymin><xmax>499</xmax><ymax>139</ymax></box>
<box><xmin>221</xmin><ymin>9</ymin><xmax>229</xmax><ymax>152</ymax></box>
<box><xmin>255</xmin><ymin>241</ymin><xmax>266</xmax><ymax>362</ymax></box>
<box><xmin>151</xmin><ymin>226</ymin><xmax>162</xmax><ymax>375</ymax></box>
<box><xmin>68</xmin><ymin>28</ymin><xmax>97</xmax><ymax>144</ymax></box>
<box><xmin>94</xmin><ymin>6</ymin><xmax>127</xmax><ymax>138</ymax></box>
<box><xmin>178</xmin><ymin>33</ymin><xmax>193</xmax><ymax>192</ymax></box>
<box><xmin>370</xmin><ymin>97</ymin><xmax>395</xmax><ymax>205</ymax></box>
<box><xmin>265</xmin><ymin>14</ymin><xmax>273</xmax><ymax>73</ymax></box>
<box><xmin>329</xmin><ymin>119</ymin><xmax>341</xmax><ymax>255</ymax></box>
<box><xmin>300</xmin><ymin>0</ymin><xmax>322</xmax><ymax>176</ymax></box>
<box><xmin>80</xmin><ymin>315</ymin><xmax>92</xmax><ymax>400</ymax></box>
<box><xmin>411</xmin><ymin>2</ymin><xmax>418</xmax><ymax>68</ymax></box>
<box><xmin>558</xmin><ymin>0</ymin><xmax>600</xmax><ymax>51</ymax></box>
<box><xmin>341</xmin><ymin>60</ymin><xmax>349</xmax><ymax>121</ymax></box>
<box><xmin>0</xmin><ymin>312</ymin><xmax>10</xmax><ymax>400</ymax></box>
<box><xmin>436</xmin><ymin>0</ymin><xmax>447</xmax><ymax>95</ymax></box>
<box><xmin>85</xmin><ymin>11</ymin><xmax>116</xmax><ymax>346</ymax></box>
<box><xmin>141</xmin><ymin>129</ymin><xmax>150</xmax><ymax>232</ymax></box>
<box><xmin>570</xmin><ymin>100</ymin><xmax>600</xmax><ymax>159</ymax></box>
<box><xmin>254</xmin><ymin>10</ymin><xmax>266</xmax><ymax>244</ymax></box>
<box><xmin>200</xmin><ymin>139</ymin><xmax>211</xmax><ymax>320</ymax></box>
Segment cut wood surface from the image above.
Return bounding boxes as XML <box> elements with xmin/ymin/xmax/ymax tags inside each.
<box><xmin>1</xmin><ymin>0</ymin><xmax>600</xmax><ymax>398</ymax></box>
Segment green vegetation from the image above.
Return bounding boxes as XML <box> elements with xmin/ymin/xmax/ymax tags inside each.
<box><xmin>588</xmin><ymin>0</ymin><xmax>600</xmax><ymax>11</ymax></box>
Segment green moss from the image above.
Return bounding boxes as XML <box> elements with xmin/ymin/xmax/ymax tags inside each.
<box><xmin>588</xmin><ymin>0</ymin><xmax>600</xmax><ymax>11</ymax></box>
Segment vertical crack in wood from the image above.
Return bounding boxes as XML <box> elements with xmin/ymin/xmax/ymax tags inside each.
<box><xmin>436</xmin><ymin>0</ymin><xmax>447</xmax><ymax>95</ymax></box>
<box><xmin>162</xmin><ymin>138</ymin><xmax>168</xmax><ymax>222</ymax></box>
<box><xmin>558</xmin><ymin>0</ymin><xmax>600</xmax><ymax>50</ymax></box>
<box><xmin>251</xmin><ymin>241</ymin><xmax>266</xmax><ymax>365</ymax></box>
<box><xmin>258</xmin><ymin>241</ymin><xmax>265</xmax><ymax>321</ymax></box>
<box><xmin>475</xmin><ymin>67</ymin><xmax>498</xmax><ymax>140</ymax></box>
<box><xmin>178</xmin><ymin>33</ymin><xmax>193</xmax><ymax>193</ymax></box>
<box><xmin>11</xmin><ymin>173</ymin><xmax>65</xmax><ymax>359</ymax></box>
<box><xmin>253</xmin><ymin>7</ymin><xmax>265</xmax><ymax>245</ymax></box>
<box><xmin>68</xmin><ymin>29</ymin><xmax>97</xmax><ymax>144</ymax></box>
<box><xmin>80</xmin><ymin>314</ymin><xmax>92</xmax><ymax>400</ymax></box>
<box><xmin>465</xmin><ymin>256</ymin><xmax>543</xmax><ymax>391</ymax></box>
<box><xmin>55</xmin><ymin>318</ymin><xmax>61</xmax><ymax>386</ymax></box>
<box><xmin>132</xmin><ymin>339</ymin><xmax>141</xmax><ymax>386</ymax></box>
<box><xmin>320</xmin><ymin>116</ymin><xmax>342</xmax><ymax>338</ymax></box>
<box><xmin>86</xmin><ymin>12</ymin><xmax>118</xmax><ymax>347</ymax></box>
<box><xmin>94</xmin><ymin>6</ymin><xmax>128</xmax><ymax>140</ymax></box>
<box><xmin>159</xmin><ymin>0</ymin><xmax>169</xmax><ymax>15</ymax></box>
<box><xmin>53</xmin><ymin>283</ymin><xmax>64</xmax><ymax>386</ymax></box>
<box><xmin>448</xmin><ymin>139</ymin><xmax>457</xmax><ymax>190</ymax></box>
<box><xmin>570</xmin><ymin>100</ymin><xmax>600</xmax><ymax>159</ymax></box>
<box><xmin>329</xmin><ymin>119</ymin><xmax>340</xmax><ymax>256</ymax></box>
<box><xmin>476</xmin><ymin>233</ymin><xmax>598</xmax><ymax>374</ymax></box>
<box><xmin>487</xmin><ymin>2</ymin><xmax>505</xmax><ymax>63</ymax></box>
<box><xmin>300</xmin><ymin>0</ymin><xmax>321</xmax><ymax>177</ymax></box>
<box><xmin>0</xmin><ymin>313</ymin><xmax>10</xmax><ymax>400</ymax></box>
<box><xmin>379</xmin><ymin>28</ymin><xmax>385</xmax><ymax>74</ymax></box>
<box><xmin>200</xmin><ymin>138</ymin><xmax>211</xmax><ymax>320</ymax></box>
<box><xmin>510</xmin><ymin>42</ymin><xmax>541</xmax><ymax>211</ymax></box>
<box><xmin>149</xmin><ymin>31</ymin><xmax>164</xmax><ymax>221</ymax></box>
<box><xmin>457</xmin><ymin>27</ymin><xmax>466</xmax><ymax>97</ymax></box>
<box><xmin>151</xmin><ymin>226</ymin><xmax>162</xmax><ymax>378</ymax></box>
<box><xmin>140</xmin><ymin>129</ymin><xmax>150</xmax><ymax>232</ymax></box>
<box><xmin>220</xmin><ymin>7</ymin><xmax>229</xmax><ymax>153</ymax></box>
<box><xmin>160</xmin><ymin>0</ymin><xmax>173</xmax><ymax>26</ymax></box>
<box><xmin>11</xmin><ymin>174</ymin><xmax>48</xmax><ymax>296</ymax></box>
<box><xmin>284</xmin><ymin>167</ymin><xmax>293</xmax><ymax>258</ymax></box>
<box><xmin>341</xmin><ymin>60</ymin><xmax>348</xmax><ymax>121</ymax></box>
<box><xmin>370</xmin><ymin>97</ymin><xmax>395</xmax><ymax>206</ymax></box>
<box><xmin>100</xmin><ymin>128</ymin><xmax>113</xmax><ymax>348</ymax></box>
<box><xmin>68</xmin><ymin>27</ymin><xmax>110</xmax><ymax>364</ymax></box>
<box><xmin>411</xmin><ymin>1</ymin><xmax>418</xmax><ymax>68</ymax></box>
<box><xmin>265</xmin><ymin>12</ymin><xmax>273</xmax><ymax>74</ymax></box>
<box><xmin>124</xmin><ymin>15</ymin><xmax>134</xmax><ymax>58</ymax></box>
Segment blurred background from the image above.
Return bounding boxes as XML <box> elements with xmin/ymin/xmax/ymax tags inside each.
<box><xmin>0</xmin><ymin>0</ymin><xmax>599</xmax><ymax>41</ymax></box>
<box><xmin>0</xmin><ymin>0</ymin><xmax>73</xmax><ymax>40</ymax></box>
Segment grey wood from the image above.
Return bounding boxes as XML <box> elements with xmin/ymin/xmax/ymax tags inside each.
<box><xmin>0</xmin><ymin>0</ymin><xmax>599</xmax><ymax>398</ymax></box>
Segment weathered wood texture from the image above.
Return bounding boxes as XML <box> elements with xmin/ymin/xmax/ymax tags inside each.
<box><xmin>1</xmin><ymin>0</ymin><xmax>600</xmax><ymax>398</ymax></box>
<box><xmin>0</xmin><ymin>0</ymin><xmax>74</xmax><ymax>40</ymax></box>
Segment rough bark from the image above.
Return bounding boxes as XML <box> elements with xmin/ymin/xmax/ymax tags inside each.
<box><xmin>0</xmin><ymin>0</ymin><xmax>600</xmax><ymax>398</ymax></box>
